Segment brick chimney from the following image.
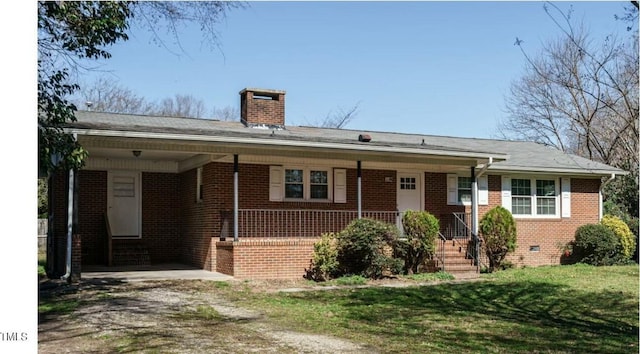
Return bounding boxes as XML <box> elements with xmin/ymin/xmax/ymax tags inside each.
<box><xmin>240</xmin><ymin>88</ymin><xmax>286</xmax><ymax>128</ymax></box>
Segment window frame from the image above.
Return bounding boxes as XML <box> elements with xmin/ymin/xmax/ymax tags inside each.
<box><xmin>509</xmin><ymin>177</ymin><xmax>560</xmax><ymax>218</ymax></box>
<box><xmin>282</xmin><ymin>166</ymin><xmax>333</xmax><ymax>202</ymax></box>
<box><xmin>457</xmin><ymin>176</ymin><xmax>472</xmax><ymax>205</ymax></box>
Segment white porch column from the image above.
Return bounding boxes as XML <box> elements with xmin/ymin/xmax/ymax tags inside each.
<box><xmin>471</xmin><ymin>166</ymin><xmax>480</xmax><ymax>270</ymax></box>
<box><xmin>233</xmin><ymin>154</ymin><xmax>239</xmax><ymax>242</ymax></box>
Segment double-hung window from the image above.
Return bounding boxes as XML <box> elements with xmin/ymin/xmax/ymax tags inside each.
<box><xmin>507</xmin><ymin>177</ymin><xmax>559</xmax><ymax>217</ymax></box>
<box><xmin>280</xmin><ymin>167</ymin><xmax>331</xmax><ymax>201</ymax></box>
<box><xmin>285</xmin><ymin>169</ymin><xmax>304</xmax><ymax>199</ymax></box>
<box><xmin>309</xmin><ymin>170</ymin><xmax>329</xmax><ymax>199</ymax></box>
<box><xmin>457</xmin><ymin>177</ymin><xmax>472</xmax><ymax>204</ymax></box>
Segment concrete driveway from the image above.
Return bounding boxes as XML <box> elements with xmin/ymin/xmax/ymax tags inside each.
<box><xmin>82</xmin><ymin>263</ymin><xmax>233</xmax><ymax>282</ymax></box>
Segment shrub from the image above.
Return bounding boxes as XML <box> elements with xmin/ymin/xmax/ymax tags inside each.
<box><xmin>601</xmin><ymin>215</ymin><xmax>636</xmax><ymax>260</ymax></box>
<box><xmin>573</xmin><ymin>224</ymin><xmax>624</xmax><ymax>266</ymax></box>
<box><xmin>335</xmin><ymin>218</ymin><xmax>402</xmax><ymax>279</ymax></box>
<box><xmin>479</xmin><ymin>206</ymin><xmax>517</xmax><ymax>273</ymax></box>
<box><xmin>394</xmin><ymin>210</ymin><xmax>440</xmax><ymax>274</ymax></box>
<box><xmin>305</xmin><ymin>232</ymin><xmax>339</xmax><ymax>281</ymax></box>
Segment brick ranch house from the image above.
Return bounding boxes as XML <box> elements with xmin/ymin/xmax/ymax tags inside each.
<box><xmin>47</xmin><ymin>88</ymin><xmax>625</xmax><ymax>280</ymax></box>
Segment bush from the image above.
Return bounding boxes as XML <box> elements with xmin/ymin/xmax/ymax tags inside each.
<box><xmin>574</xmin><ymin>224</ymin><xmax>625</xmax><ymax>266</ymax></box>
<box><xmin>394</xmin><ymin>210</ymin><xmax>440</xmax><ymax>274</ymax></box>
<box><xmin>479</xmin><ymin>206</ymin><xmax>517</xmax><ymax>273</ymax></box>
<box><xmin>305</xmin><ymin>232</ymin><xmax>339</xmax><ymax>281</ymax></box>
<box><xmin>335</xmin><ymin>218</ymin><xmax>402</xmax><ymax>279</ymax></box>
<box><xmin>601</xmin><ymin>215</ymin><xmax>637</xmax><ymax>260</ymax></box>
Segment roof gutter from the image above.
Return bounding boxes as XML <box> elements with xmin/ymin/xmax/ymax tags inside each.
<box><xmin>476</xmin><ymin>157</ymin><xmax>493</xmax><ymax>178</ymax></box>
<box><xmin>599</xmin><ymin>173</ymin><xmax>616</xmax><ymax>220</ymax></box>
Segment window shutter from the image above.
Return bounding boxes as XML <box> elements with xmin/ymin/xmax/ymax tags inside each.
<box><xmin>333</xmin><ymin>168</ymin><xmax>347</xmax><ymax>203</ymax></box>
<box><xmin>447</xmin><ymin>174</ymin><xmax>458</xmax><ymax>205</ymax></box>
<box><xmin>501</xmin><ymin>176</ymin><xmax>511</xmax><ymax>211</ymax></box>
<box><xmin>269</xmin><ymin>166</ymin><xmax>284</xmax><ymax>201</ymax></box>
<box><xmin>561</xmin><ymin>177</ymin><xmax>571</xmax><ymax>218</ymax></box>
<box><xmin>478</xmin><ymin>175</ymin><xmax>489</xmax><ymax>205</ymax></box>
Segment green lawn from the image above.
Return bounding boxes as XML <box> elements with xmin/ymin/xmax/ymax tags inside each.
<box><xmin>227</xmin><ymin>264</ymin><xmax>639</xmax><ymax>353</ymax></box>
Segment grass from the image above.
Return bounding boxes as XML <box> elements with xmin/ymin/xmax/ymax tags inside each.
<box><xmin>38</xmin><ymin>253</ymin><xmax>46</xmax><ymax>277</ymax></box>
<box><xmin>223</xmin><ymin>264</ymin><xmax>639</xmax><ymax>353</ymax></box>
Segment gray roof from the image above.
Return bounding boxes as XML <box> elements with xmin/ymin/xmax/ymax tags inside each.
<box><xmin>69</xmin><ymin>111</ymin><xmax>625</xmax><ymax>176</ymax></box>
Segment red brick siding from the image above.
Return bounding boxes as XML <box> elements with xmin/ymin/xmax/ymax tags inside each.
<box><xmin>142</xmin><ymin>172</ymin><xmax>181</xmax><ymax>263</ymax></box>
<box><xmin>241</xmin><ymin>91</ymin><xmax>285</xmax><ymax>126</ymax></box>
<box><xmin>502</xmin><ymin>178</ymin><xmax>600</xmax><ymax>267</ymax></box>
<box><xmin>424</xmin><ymin>172</ymin><xmax>468</xmax><ymax>218</ymax></box>
<box><xmin>216</xmin><ymin>239</ymin><xmax>316</xmax><ymax>279</ymax></box>
<box><xmin>74</xmin><ymin>170</ymin><xmax>107</xmax><ymax>265</ymax></box>
<box><xmin>425</xmin><ymin>174</ymin><xmax>601</xmax><ymax>267</ymax></box>
<box><xmin>180</xmin><ymin>162</ymin><xmax>236</xmax><ymax>270</ymax></box>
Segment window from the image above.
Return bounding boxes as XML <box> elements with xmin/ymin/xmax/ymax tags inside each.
<box><xmin>511</xmin><ymin>178</ymin><xmax>531</xmax><ymax>214</ymax></box>
<box><xmin>280</xmin><ymin>167</ymin><xmax>331</xmax><ymax>201</ymax></box>
<box><xmin>457</xmin><ymin>177</ymin><xmax>472</xmax><ymax>204</ymax></box>
<box><xmin>285</xmin><ymin>169</ymin><xmax>304</xmax><ymax>199</ymax></box>
<box><xmin>310</xmin><ymin>170</ymin><xmax>328</xmax><ymax>199</ymax></box>
<box><xmin>400</xmin><ymin>176</ymin><xmax>416</xmax><ymax>190</ymax></box>
<box><xmin>508</xmin><ymin>178</ymin><xmax>558</xmax><ymax>217</ymax></box>
<box><xmin>447</xmin><ymin>174</ymin><xmax>488</xmax><ymax>206</ymax></box>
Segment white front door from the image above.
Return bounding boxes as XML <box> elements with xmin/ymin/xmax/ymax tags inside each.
<box><xmin>397</xmin><ymin>172</ymin><xmax>422</xmax><ymax>229</ymax></box>
<box><xmin>107</xmin><ymin>171</ymin><xmax>141</xmax><ymax>237</ymax></box>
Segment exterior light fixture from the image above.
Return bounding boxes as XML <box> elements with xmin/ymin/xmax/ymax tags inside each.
<box><xmin>132</xmin><ymin>150</ymin><xmax>141</xmax><ymax>158</ymax></box>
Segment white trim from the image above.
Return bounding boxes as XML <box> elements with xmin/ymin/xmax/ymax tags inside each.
<box><xmin>561</xmin><ymin>177</ymin><xmax>571</xmax><ymax>218</ymax></box>
<box><xmin>333</xmin><ymin>168</ymin><xmax>347</xmax><ymax>204</ymax></box>
<box><xmin>505</xmin><ymin>175</ymin><xmax>561</xmax><ymax>219</ymax></box>
<box><xmin>269</xmin><ymin>166</ymin><xmax>284</xmax><ymax>202</ymax></box>
<box><xmin>276</xmin><ymin>165</ymin><xmax>334</xmax><ymax>202</ymax></box>
<box><xmin>477</xmin><ymin>175</ymin><xmax>489</xmax><ymax>205</ymax></box>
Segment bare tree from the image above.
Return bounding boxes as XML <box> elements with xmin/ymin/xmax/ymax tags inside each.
<box><xmin>212</xmin><ymin>106</ymin><xmax>240</xmax><ymax>121</ymax></box>
<box><xmin>500</xmin><ymin>3</ymin><xmax>638</xmax><ymax>169</ymax></box>
<box><xmin>149</xmin><ymin>94</ymin><xmax>209</xmax><ymax>118</ymax></box>
<box><xmin>76</xmin><ymin>77</ymin><xmax>153</xmax><ymax>114</ymax></box>
<box><xmin>309</xmin><ymin>103</ymin><xmax>361</xmax><ymax>129</ymax></box>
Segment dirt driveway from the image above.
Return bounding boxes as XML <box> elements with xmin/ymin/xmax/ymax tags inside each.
<box><xmin>38</xmin><ymin>278</ymin><xmax>375</xmax><ymax>353</ymax></box>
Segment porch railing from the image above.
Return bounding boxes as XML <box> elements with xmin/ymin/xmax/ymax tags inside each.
<box><xmin>233</xmin><ymin>209</ymin><xmax>398</xmax><ymax>238</ymax></box>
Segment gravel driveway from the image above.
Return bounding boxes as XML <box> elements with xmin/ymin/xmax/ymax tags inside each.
<box><xmin>38</xmin><ymin>278</ymin><xmax>375</xmax><ymax>353</ymax></box>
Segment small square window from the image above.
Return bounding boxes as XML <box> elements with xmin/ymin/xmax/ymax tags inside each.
<box><xmin>400</xmin><ymin>177</ymin><xmax>416</xmax><ymax>190</ymax></box>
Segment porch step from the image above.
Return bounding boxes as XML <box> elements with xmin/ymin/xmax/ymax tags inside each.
<box><xmin>436</xmin><ymin>240</ymin><xmax>479</xmax><ymax>278</ymax></box>
<box><xmin>112</xmin><ymin>241</ymin><xmax>151</xmax><ymax>267</ymax></box>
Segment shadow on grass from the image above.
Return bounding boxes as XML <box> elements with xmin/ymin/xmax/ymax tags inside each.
<box><xmin>291</xmin><ymin>281</ymin><xmax>638</xmax><ymax>353</ymax></box>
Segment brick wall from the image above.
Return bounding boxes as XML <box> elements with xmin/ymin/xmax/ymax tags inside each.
<box><xmin>503</xmin><ymin>178</ymin><xmax>600</xmax><ymax>266</ymax></box>
<box><xmin>424</xmin><ymin>173</ymin><xmax>601</xmax><ymax>267</ymax></box>
<box><xmin>180</xmin><ymin>162</ymin><xmax>235</xmax><ymax>270</ymax></box>
<box><xmin>77</xmin><ymin>170</ymin><xmax>107</xmax><ymax>264</ymax></box>
<box><xmin>240</xmin><ymin>89</ymin><xmax>286</xmax><ymax>126</ymax></box>
<box><xmin>216</xmin><ymin>239</ymin><xmax>317</xmax><ymax>279</ymax></box>
<box><xmin>142</xmin><ymin>172</ymin><xmax>181</xmax><ymax>263</ymax></box>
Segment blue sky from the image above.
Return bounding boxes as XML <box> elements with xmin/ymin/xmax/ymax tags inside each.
<box><xmin>75</xmin><ymin>1</ymin><xmax>630</xmax><ymax>139</ymax></box>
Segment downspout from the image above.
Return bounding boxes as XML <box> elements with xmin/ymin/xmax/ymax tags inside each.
<box><xmin>472</xmin><ymin>157</ymin><xmax>493</xmax><ymax>271</ymax></box>
<box><xmin>61</xmin><ymin>135</ymin><xmax>77</xmax><ymax>281</ymax></box>
<box><xmin>599</xmin><ymin>173</ymin><xmax>615</xmax><ymax>220</ymax></box>
<box><xmin>233</xmin><ymin>154</ymin><xmax>239</xmax><ymax>242</ymax></box>
<box><xmin>357</xmin><ymin>160</ymin><xmax>362</xmax><ymax>219</ymax></box>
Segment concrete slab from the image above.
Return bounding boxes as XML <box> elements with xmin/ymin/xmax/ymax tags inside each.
<box><xmin>82</xmin><ymin>263</ymin><xmax>233</xmax><ymax>282</ymax></box>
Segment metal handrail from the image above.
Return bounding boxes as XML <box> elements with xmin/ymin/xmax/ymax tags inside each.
<box><xmin>436</xmin><ymin>231</ymin><xmax>447</xmax><ymax>272</ymax></box>
<box><xmin>451</xmin><ymin>212</ymin><xmax>481</xmax><ymax>272</ymax></box>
